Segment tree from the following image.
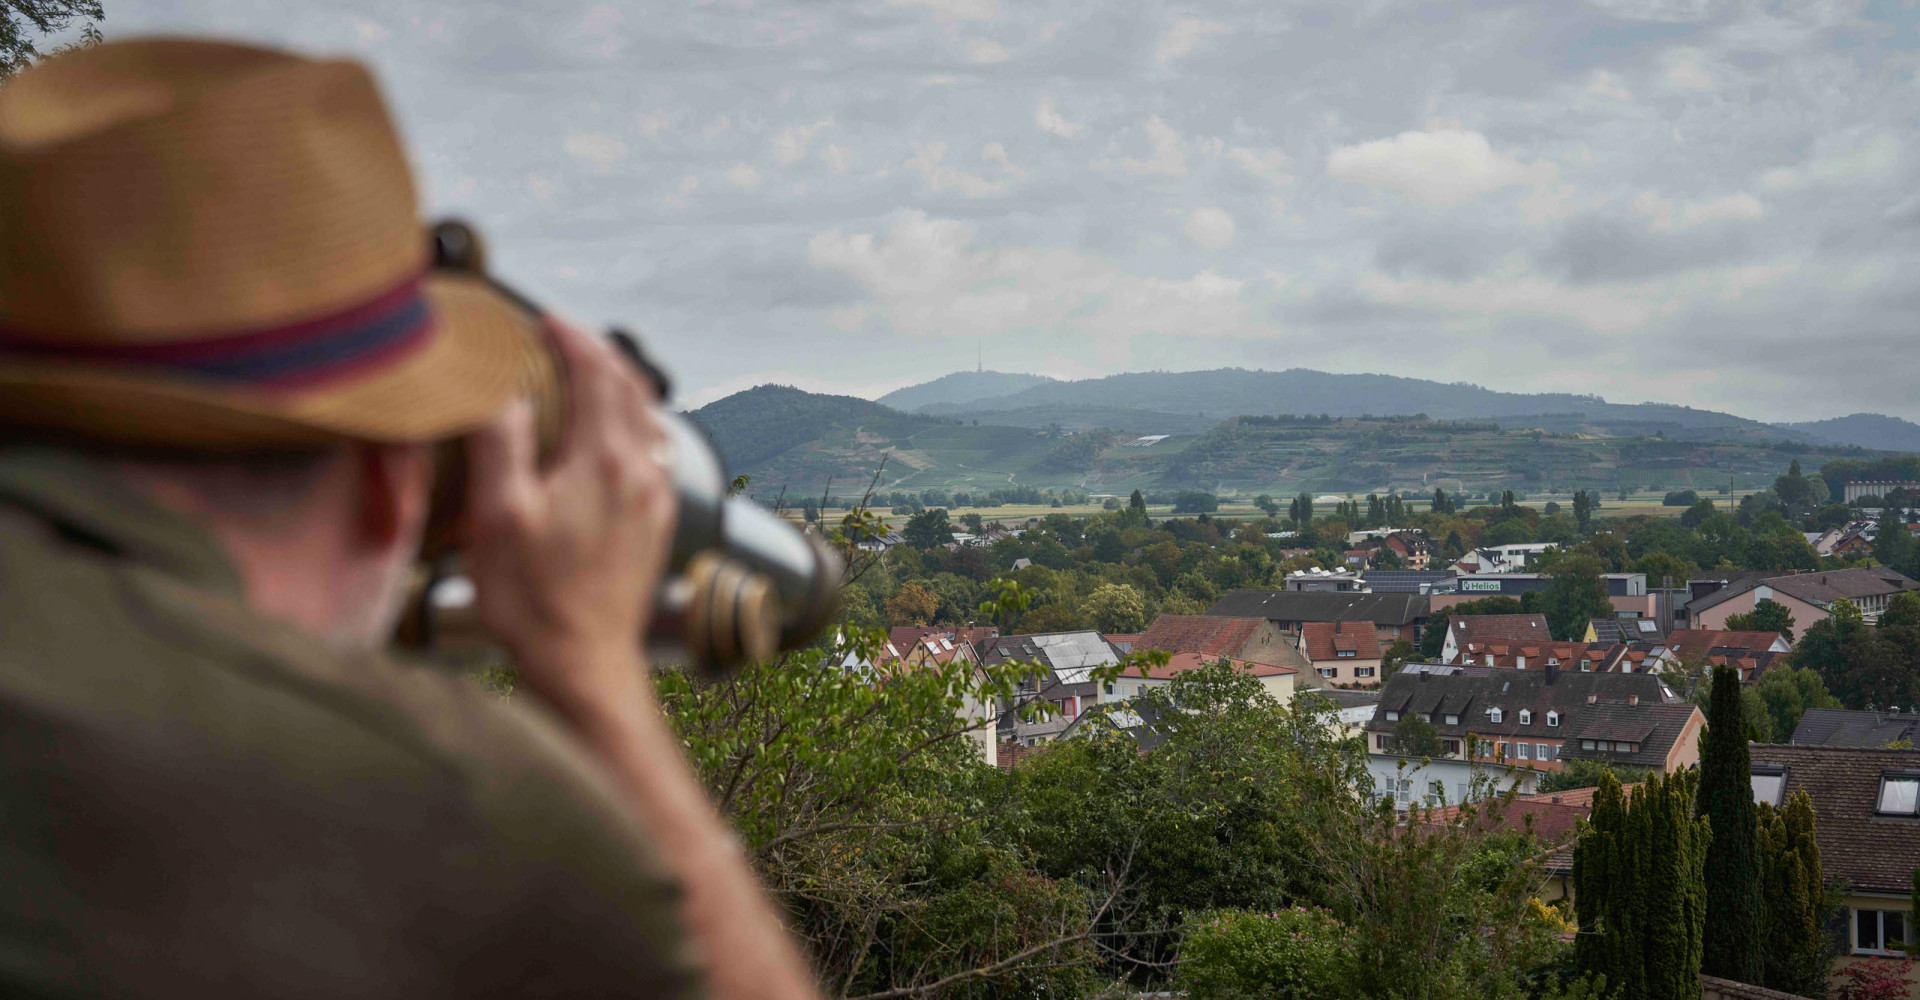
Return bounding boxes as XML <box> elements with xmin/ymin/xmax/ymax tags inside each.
<box><xmin>1664</xmin><ymin>489</ymin><xmax>1700</xmax><ymax>506</ymax></box>
<box><xmin>1682</xmin><ymin>497</ymin><xmax>1720</xmax><ymax>528</ymax></box>
<box><xmin>1538</xmin><ymin>758</ymin><xmax>1648</xmax><ymax>794</ymax></box>
<box><xmin>1756</xmin><ymin>790</ymin><xmax>1831</xmax><ymax>997</ymax></box>
<box><xmin>1254</xmin><ymin>494</ymin><xmax>1279</xmax><ymax>517</ymax></box>
<box><xmin>1081</xmin><ymin>583</ymin><xmax>1147</xmax><ymax>634</ymax></box>
<box><xmin>1172</xmin><ymin>491</ymin><xmax>1219</xmax><ymax>514</ymax></box>
<box><xmin>1431</xmin><ymin>487</ymin><xmax>1453</xmax><ymax>515</ymax></box>
<box><xmin>1292</xmin><ymin>492</ymin><xmax>1315</xmax><ymax>528</ymax></box>
<box><xmin>1572</xmin><ymin>490</ymin><xmax>1596</xmax><ymax>533</ymax></box>
<box><xmin>1698</xmin><ymin>664</ymin><xmax>1763</xmax><ymax>983</ymax></box>
<box><xmin>1</xmin><ymin>0</ymin><xmax>102</xmax><ymax>78</ymax></box>
<box><xmin>1754</xmin><ymin>666</ymin><xmax>1841</xmax><ymax>743</ymax></box>
<box><xmin>1574</xmin><ymin>769</ymin><xmax>1709</xmax><ymax>1000</ymax></box>
<box><xmin>1541</xmin><ymin>553</ymin><xmax>1612</xmax><ymax>640</ymax></box>
<box><xmin>1379</xmin><ymin>640</ymin><xmax>1415</xmax><ymax>681</ymax></box>
<box><xmin>902</xmin><ymin>507</ymin><xmax>953</xmax><ymax>550</ymax></box>
<box><xmin>884</xmin><ymin>581</ymin><xmax>940</xmax><ymax>625</ymax></box>
<box><xmin>1725</xmin><ymin>599</ymin><xmax>1797</xmax><ymax>642</ymax></box>
<box><xmin>1383</xmin><ymin>712</ymin><xmax>1445</xmax><ymax>757</ymax></box>
<box><xmin>1875</xmin><ymin>506</ymin><xmax>1917</xmax><ymax>577</ymax></box>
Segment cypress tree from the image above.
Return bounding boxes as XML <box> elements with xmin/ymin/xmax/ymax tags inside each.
<box><xmin>1699</xmin><ymin>664</ymin><xmax>1763</xmax><ymax>983</ymax></box>
<box><xmin>1758</xmin><ymin>791</ymin><xmax>1829</xmax><ymax>997</ymax></box>
<box><xmin>1575</xmin><ymin>769</ymin><xmax>1709</xmax><ymax>1000</ymax></box>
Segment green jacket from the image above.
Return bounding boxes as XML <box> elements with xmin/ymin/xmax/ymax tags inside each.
<box><xmin>0</xmin><ymin>448</ymin><xmax>703</xmax><ymax>998</ymax></box>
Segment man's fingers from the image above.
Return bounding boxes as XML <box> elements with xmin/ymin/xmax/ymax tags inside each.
<box><xmin>467</xmin><ymin>397</ymin><xmax>541</xmax><ymax>533</ymax></box>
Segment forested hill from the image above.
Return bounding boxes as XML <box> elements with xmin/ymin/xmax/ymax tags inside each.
<box><xmin>875</xmin><ymin>370</ymin><xmax>1059</xmax><ymax>411</ymax></box>
<box><xmin>900</xmin><ymin>368</ymin><xmax>1803</xmax><ymax>445</ymax></box>
<box><xmin>687</xmin><ymin>384</ymin><xmax>944</xmax><ymax>471</ymax></box>
<box><xmin>1780</xmin><ymin>413</ymin><xmax>1920</xmax><ymax>453</ymax></box>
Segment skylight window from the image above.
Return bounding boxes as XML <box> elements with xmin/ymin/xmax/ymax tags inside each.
<box><xmin>1751</xmin><ymin>765</ymin><xmax>1786</xmax><ymax>807</ymax></box>
<box><xmin>1877</xmin><ymin>774</ymin><xmax>1920</xmax><ymax>816</ymax></box>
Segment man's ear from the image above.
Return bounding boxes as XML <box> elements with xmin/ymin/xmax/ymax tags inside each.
<box><xmin>353</xmin><ymin>443</ymin><xmax>434</xmax><ymax>553</ymax></box>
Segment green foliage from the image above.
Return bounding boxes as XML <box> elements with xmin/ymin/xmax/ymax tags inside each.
<box><xmin>1173</xmin><ymin>490</ymin><xmax>1220</xmax><ymax>514</ymax></box>
<box><xmin>1663</xmin><ymin>489</ymin><xmax>1700</xmax><ymax>506</ymax></box>
<box><xmin>1178</xmin><ymin>907</ymin><xmax>1357</xmax><ymax>1000</ymax></box>
<box><xmin>1756</xmin><ymin>791</ymin><xmax>1832</xmax><ymax>998</ymax></box>
<box><xmin>1380</xmin><ymin>640</ymin><xmax>1415</xmax><ymax>681</ymax></box>
<box><xmin>1</xmin><ymin>0</ymin><xmax>102</xmax><ymax>78</ymax></box>
<box><xmin>1541</xmin><ymin>553</ymin><xmax>1612</xmax><ymax>641</ymax></box>
<box><xmin>1537</xmin><ymin>759</ymin><xmax>1648</xmax><ymax>795</ymax></box>
<box><xmin>1699</xmin><ymin>665</ymin><xmax>1763</xmax><ymax>983</ymax></box>
<box><xmin>1725</xmin><ymin>598</ymin><xmax>1796</xmax><ymax>642</ymax></box>
<box><xmin>1081</xmin><ymin>582</ymin><xmax>1147</xmax><ymax>633</ymax></box>
<box><xmin>1573</xmin><ymin>769</ymin><xmax>1709</xmax><ymax>1000</ymax></box>
<box><xmin>1385</xmin><ymin>711</ymin><xmax>1446</xmax><ymax>757</ymax></box>
<box><xmin>902</xmin><ymin>506</ymin><xmax>953</xmax><ymax>549</ymax></box>
<box><xmin>1753</xmin><ymin>665</ymin><xmax>1841</xmax><ymax>742</ymax></box>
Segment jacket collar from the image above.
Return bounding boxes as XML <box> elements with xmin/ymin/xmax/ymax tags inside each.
<box><xmin>0</xmin><ymin>446</ymin><xmax>244</xmax><ymax>600</ymax></box>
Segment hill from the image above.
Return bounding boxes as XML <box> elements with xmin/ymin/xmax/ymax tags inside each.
<box><xmin>1780</xmin><ymin>413</ymin><xmax>1920</xmax><ymax>452</ymax></box>
<box><xmin>875</xmin><ymin>370</ymin><xmax>1058</xmax><ymax>412</ymax></box>
<box><xmin>901</xmin><ymin>368</ymin><xmax>1807</xmax><ymax>445</ymax></box>
<box><xmin>688</xmin><ymin>385</ymin><xmax>1873</xmax><ymax>501</ymax></box>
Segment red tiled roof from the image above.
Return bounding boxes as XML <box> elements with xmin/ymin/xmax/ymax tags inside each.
<box><xmin>1458</xmin><ymin>640</ymin><xmax>1622</xmax><ymax>671</ymax></box>
<box><xmin>1135</xmin><ymin>615</ymin><xmax>1267</xmax><ymax>658</ymax></box>
<box><xmin>996</xmin><ymin>741</ymin><xmax>1045</xmax><ymax>772</ymax></box>
<box><xmin>1300</xmin><ymin>620</ymin><xmax>1382</xmax><ymax>661</ymax></box>
<box><xmin>1446</xmin><ymin>614</ymin><xmax>1552</xmax><ymax>655</ymax></box>
<box><xmin>1126</xmin><ymin>652</ymin><xmax>1298</xmax><ymax>680</ymax></box>
<box><xmin>1662</xmin><ymin>629</ymin><xmax>1786</xmax><ymax>659</ymax></box>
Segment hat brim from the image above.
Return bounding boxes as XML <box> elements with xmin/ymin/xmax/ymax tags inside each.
<box><xmin>0</xmin><ymin>274</ymin><xmax>540</xmax><ymax>451</ymax></box>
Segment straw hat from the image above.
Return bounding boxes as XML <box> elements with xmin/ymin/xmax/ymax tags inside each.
<box><xmin>0</xmin><ymin>38</ymin><xmax>545</xmax><ymax>450</ymax></box>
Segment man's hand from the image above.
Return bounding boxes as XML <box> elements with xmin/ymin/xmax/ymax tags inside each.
<box><xmin>462</xmin><ymin>315</ymin><xmax>676</xmax><ymax>712</ymax></box>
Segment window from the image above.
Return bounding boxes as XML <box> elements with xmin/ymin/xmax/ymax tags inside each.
<box><xmin>1751</xmin><ymin>765</ymin><xmax>1786</xmax><ymax>807</ymax></box>
<box><xmin>1443</xmin><ymin>739</ymin><xmax>1462</xmax><ymax>756</ymax></box>
<box><xmin>1490</xmin><ymin>708</ymin><xmax>1503</xmax><ymax>724</ymax></box>
<box><xmin>1519</xmin><ymin>710</ymin><xmax>1532</xmax><ymax>725</ymax></box>
<box><xmin>1337</xmin><ymin>650</ymin><xmax>1356</xmax><ymax>658</ymax></box>
<box><xmin>1516</xmin><ymin>743</ymin><xmax>1531</xmax><ymax>760</ymax></box>
<box><xmin>1547</xmin><ymin>711</ymin><xmax>1560</xmax><ymax>727</ymax></box>
<box><xmin>1877</xmin><ymin>774</ymin><xmax>1920</xmax><ymax>815</ymax></box>
<box><xmin>1355</xmin><ymin>666</ymin><xmax>1375</xmax><ymax>677</ymax></box>
<box><xmin>1376</xmin><ymin>735</ymin><xmax>1388</xmax><ymax>750</ymax></box>
<box><xmin>1582</xmin><ymin>739</ymin><xmax>1597</xmax><ymax>751</ymax></box>
<box><xmin>1496</xmin><ymin>741</ymin><xmax>1510</xmax><ymax>759</ymax></box>
<box><xmin>1104</xmin><ymin>682</ymin><xmax>1114</xmax><ymax>695</ymax></box>
<box><xmin>1318</xmin><ymin>667</ymin><xmax>1336</xmax><ymax>678</ymax></box>
<box><xmin>1424</xmin><ymin>713</ymin><xmax>1435</xmax><ymax>723</ymax></box>
<box><xmin>1385</xmin><ymin>710</ymin><xmax>1400</xmax><ymax>722</ymax></box>
<box><xmin>1580</xmin><ymin>661</ymin><xmax>1593</xmax><ymax>672</ymax></box>
<box><xmin>1395</xmin><ymin>777</ymin><xmax>1413</xmax><ymax>807</ymax></box>
<box><xmin>1855</xmin><ymin>909</ymin><xmax>1913</xmax><ymax>956</ymax></box>
<box><xmin>1429</xmin><ymin>780</ymin><xmax>1446</xmax><ymax>802</ymax></box>
<box><xmin>1444</xmin><ymin>714</ymin><xmax>1459</xmax><ymax>725</ymax></box>
<box><xmin>1537</xmin><ymin>743</ymin><xmax>1552</xmax><ymax>760</ymax></box>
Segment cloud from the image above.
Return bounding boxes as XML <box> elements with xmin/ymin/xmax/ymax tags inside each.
<box><xmin>1355</xmin><ymin>271</ymin><xmax>1659</xmax><ymax>334</ymax></box>
<box><xmin>1584</xmin><ymin>0</ymin><xmax>1718</xmax><ymax>22</ymax></box>
<box><xmin>1629</xmin><ymin>190</ymin><xmax>1764</xmax><ymax>231</ymax></box>
<box><xmin>578</xmin><ymin>4</ymin><xmax>623</xmax><ymax>58</ymax></box>
<box><xmin>905</xmin><ymin>143</ymin><xmax>1008</xmax><ymax>196</ymax></box>
<box><xmin>1327</xmin><ymin>129</ymin><xmax>1547</xmax><ymax>206</ymax></box>
<box><xmin>819</xmin><ymin>144</ymin><xmax>854</xmax><ymax>173</ymax></box>
<box><xmin>1155</xmin><ymin>18</ymin><xmax>1227</xmax><ymax>67</ymax></box>
<box><xmin>1585</xmin><ymin>71</ymin><xmax>1632</xmax><ymax>101</ymax></box>
<box><xmin>1035</xmin><ymin>97</ymin><xmax>1085</xmax><ymax>138</ymax></box>
<box><xmin>724</xmin><ymin>162</ymin><xmax>762</xmax><ymax>188</ymax></box>
<box><xmin>885</xmin><ymin>0</ymin><xmax>1000</xmax><ymax>21</ymax></box>
<box><xmin>965</xmin><ymin>38</ymin><xmax>1010</xmax><ymax>63</ymax></box>
<box><xmin>1117</xmin><ymin>116</ymin><xmax>1188</xmax><ymax>176</ymax></box>
<box><xmin>563</xmin><ymin>133</ymin><xmax>628</xmax><ymax>173</ymax></box>
<box><xmin>1225</xmin><ymin>146</ymin><xmax>1292</xmax><ymax>184</ymax></box>
<box><xmin>981</xmin><ymin>141</ymin><xmax>1026</xmax><ymax>177</ymax></box>
<box><xmin>1184</xmin><ymin>207</ymin><xmax>1236</xmax><ymax>248</ymax></box>
<box><xmin>808</xmin><ymin>210</ymin><xmax>1248</xmax><ymax>339</ymax></box>
<box><xmin>637</xmin><ymin>111</ymin><xmax>672</xmax><ymax>138</ymax></box>
<box><xmin>771</xmin><ymin>117</ymin><xmax>835</xmax><ymax>165</ymax></box>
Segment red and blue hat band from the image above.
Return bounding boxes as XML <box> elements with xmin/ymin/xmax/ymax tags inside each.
<box><xmin>0</xmin><ymin>275</ymin><xmax>435</xmax><ymax>390</ymax></box>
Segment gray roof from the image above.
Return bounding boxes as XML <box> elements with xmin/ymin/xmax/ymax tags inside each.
<box><xmin>1588</xmin><ymin>618</ymin><xmax>1667</xmax><ymax>644</ymax></box>
<box><xmin>1362</xmin><ymin>570</ymin><xmax>1458</xmax><ymax>594</ymax></box>
<box><xmin>1791</xmin><ymin>707</ymin><xmax>1920</xmax><ymax>748</ymax></box>
<box><xmin>1688</xmin><ymin>566</ymin><xmax>1920</xmax><ymax>617</ymax></box>
<box><xmin>1304</xmin><ymin>688</ymin><xmax>1383</xmax><ymax>709</ymax></box>
<box><xmin>1207</xmin><ymin>589</ymin><xmax>1429</xmax><ymax>626</ymax></box>
<box><xmin>981</xmin><ymin>631</ymin><xmax>1122</xmax><ymax>683</ymax></box>
<box><xmin>1367</xmin><ymin>666</ymin><xmax>1692</xmax><ymax>767</ymax></box>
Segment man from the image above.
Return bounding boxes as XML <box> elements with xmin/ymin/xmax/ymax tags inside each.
<box><xmin>0</xmin><ymin>38</ymin><xmax>818</xmax><ymax>999</ymax></box>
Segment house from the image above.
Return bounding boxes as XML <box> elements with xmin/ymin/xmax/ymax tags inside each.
<box><xmin>1448</xmin><ymin>542</ymin><xmax>1555</xmax><ymax>575</ymax></box>
<box><xmin>1437</xmin><ymin>572</ymin><xmax>1649</xmax><ymax>614</ymax></box>
<box><xmin>1284</xmin><ymin>567</ymin><xmax>1369</xmax><ymax>592</ymax></box>
<box><xmin>1133</xmin><ymin>614</ymin><xmax>1308</xmax><ymax>671</ymax></box>
<box><xmin>848</xmin><ymin>627</ymin><xmax>1002</xmax><ymax>765</ymax></box>
<box><xmin>1844</xmin><ymin>480</ymin><xmax>1920</xmax><ymax>503</ymax></box>
<box><xmin>1833</xmin><ymin>532</ymin><xmax>1877</xmax><ymax>559</ymax></box>
<box><xmin>1451</xmin><ymin>639</ymin><xmax>1632</xmax><ymax>674</ymax></box>
<box><xmin>1790</xmin><ymin>708</ymin><xmax>1920</xmax><ymax>748</ymax></box>
<box><xmin>1660</xmin><ymin>628</ymin><xmax>1793</xmax><ymax>683</ymax></box>
<box><xmin>1747</xmin><ymin>745</ymin><xmax>1920</xmax><ymax>979</ymax></box>
<box><xmin>1341</xmin><ymin>549</ymin><xmax>1373</xmax><ymax>569</ymax></box>
<box><xmin>983</xmin><ymin>631</ymin><xmax>1125</xmax><ymax>746</ymax></box>
<box><xmin>1362</xmin><ymin>569</ymin><xmax>1458</xmax><ymax>595</ymax></box>
<box><xmin>1102</xmin><ymin>632</ymin><xmax>1143</xmax><ymax>653</ymax></box>
<box><xmin>1303</xmin><ymin>687</ymin><xmax>1382</xmax><ymax>739</ymax></box>
<box><xmin>1299</xmin><ymin>621</ymin><xmax>1385</xmax><ymax>686</ymax></box>
<box><xmin>1055</xmin><ymin>655</ymin><xmax>1299</xmax><ymax>749</ymax></box>
<box><xmin>1441</xmin><ymin>614</ymin><xmax>1552</xmax><ymax>664</ymax></box>
<box><xmin>1373</xmin><ymin>530</ymin><xmax>1431</xmax><ymax>570</ymax></box>
<box><xmin>1206</xmin><ymin>590</ymin><xmax>1431</xmax><ymax>645</ymax></box>
<box><xmin>1585</xmin><ymin>617</ymin><xmax>1668</xmax><ymax>645</ymax></box>
<box><xmin>1364</xmin><ymin>663</ymin><xmax>1702</xmax><ymax>810</ymax></box>
<box><xmin>1688</xmin><ymin>566</ymin><xmax>1920</xmax><ymax>628</ymax></box>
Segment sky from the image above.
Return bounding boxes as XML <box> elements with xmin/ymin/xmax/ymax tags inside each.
<box><xmin>74</xmin><ymin>0</ymin><xmax>1920</xmax><ymax>420</ymax></box>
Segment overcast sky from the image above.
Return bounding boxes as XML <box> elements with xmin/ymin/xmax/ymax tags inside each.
<box><xmin>92</xmin><ymin>0</ymin><xmax>1920</xmax><ymax>420</ymax></box>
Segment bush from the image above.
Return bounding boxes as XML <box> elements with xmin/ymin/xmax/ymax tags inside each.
<box><xmin>1172</xmin><ymin>490</ymin><xmax>1220</xmax><ymax>514</ymax></box>
<box><xmin>1179</xmin><ymin>907</ymin><xmax>1356</xmax><ymax>1000</ymax></box>
<box><xmin>1663</xmin><ymin>490</ymin><xmax>1700</xmax><ymax>507</ymax></box>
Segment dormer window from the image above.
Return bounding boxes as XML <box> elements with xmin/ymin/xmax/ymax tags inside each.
<box><xmin>1877</xmin><ymin>773</ymin><xmax>1920</xmax><ymax>816</ymax></box>
<box><xmin>1337</xmin><ymin>650</ymin><xmax>1356</xmax><ymax>658</ymax></box>
<box><xmin>1489</xmin><ymin>708</ymin><xmax>1503</xmax><ymax>724</ymax></box>
<box><xmin>1444</xmin><ymin>714</ymin><xmax>1459</xmax><ymax>725</ymax></box>
<box><xmin>1751</xmin><ymin>764</ymin><xmax>1786</xmax><ymax>807</ymax></box>
<box><xmin>1519</xmin><ymin>710</ymin><xmax>1532</xmax><ymax>725</ymax></box>
<box><xmin>1547</xmin><ymin>711</ymin><xmax>1560</xmax><ymax>727</ymax></box>
<box><xmin>1386</xmin><ymin>710</ymin><xmax>1400</xmax><ymax>722</ymax></box>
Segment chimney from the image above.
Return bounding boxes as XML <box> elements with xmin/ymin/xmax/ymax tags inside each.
<box><xmin>1419</xmin><ymin>668</ymin><xmax>1430</xmax><ymax>682</ymax></box>
<box><xmin>1629</xmin><ymin>695</ymin><xmax>1639</xmax><ymax>707</ymax></box>
<box><xmin>1544</xmin><ymin>659</ymin><xmax>1559</xmax><ymax>686</ymax></box>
